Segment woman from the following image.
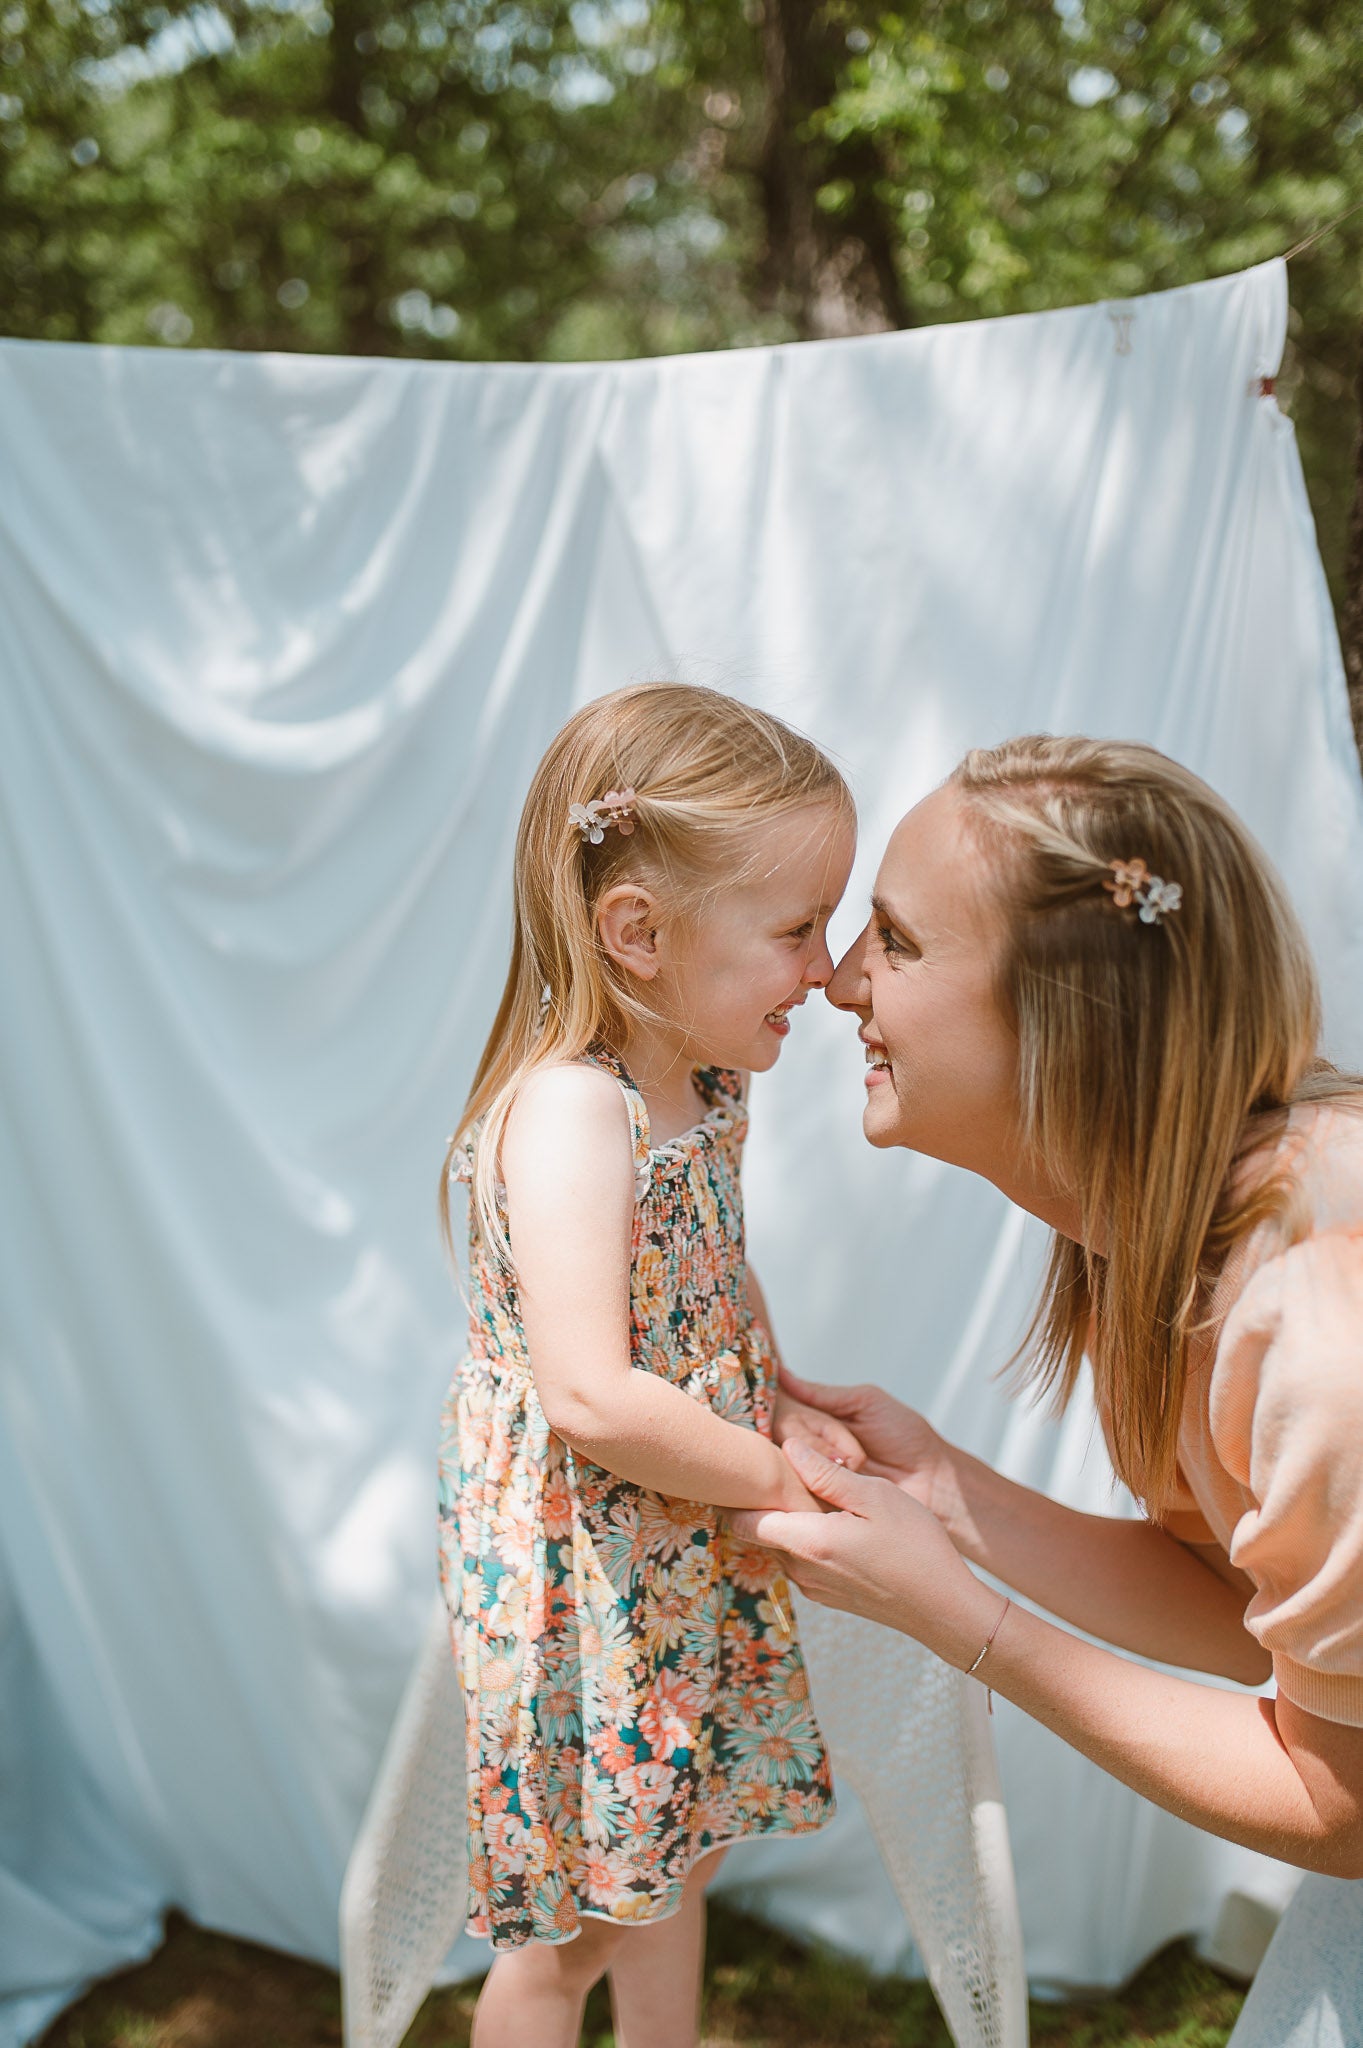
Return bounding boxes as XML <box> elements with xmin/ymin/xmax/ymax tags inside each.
<box><xmin>733</xmin><ymin>734</ymin><xmax>1363</xmax><ymax>2046</ymax></box>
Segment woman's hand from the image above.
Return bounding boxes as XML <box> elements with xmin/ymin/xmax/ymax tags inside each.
<box><xmin>772</xmin><ymin>1387</ymin><xmax>867</xmax><ymax>1471</ymax></box>
<box><xmin>775</xmin><ymin>1363</ymin><xmax>950</xmax><ymax>1517</ymax></box>
<box><xmin>728</xmin><ymin>1439</ymin><xmax>1000</xmax><ymax>1666</ymax></box>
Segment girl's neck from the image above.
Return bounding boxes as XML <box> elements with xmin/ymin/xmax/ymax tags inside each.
<box><xmin>617</xmin><ymin>1020</ymin><xmax>709</xmax><ymax>1145</ymax></box>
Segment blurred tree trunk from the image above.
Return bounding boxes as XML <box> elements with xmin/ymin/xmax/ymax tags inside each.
<box><xmin>328</xmin><ymin>0</ymin><xmax>390</xmax><ymax>357</ymax></box>
<box><xmin>757</xmin><ymin>0</ymin><xmax>909</xmax><ymax>338</ymax></box>
<box><xmin>1344</xmin><ymin>316</ymin><xmax>1363</xmax><ymax>764</ymax></box>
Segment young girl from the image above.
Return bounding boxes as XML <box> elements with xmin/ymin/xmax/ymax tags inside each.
<box><xmin>437</xmin><ymin>681</ymin><xmax>862</xmax><ymax>2048</ymax></box>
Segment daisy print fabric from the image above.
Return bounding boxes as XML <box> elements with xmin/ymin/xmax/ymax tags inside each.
<box><xmin>438</xmin><ymin>1047</ymin><xmax>834</xmax><ymax>1949</ymax></box>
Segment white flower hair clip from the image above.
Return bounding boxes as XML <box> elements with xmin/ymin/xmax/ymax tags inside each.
<box><xmin>569</xmin><ymin>787</ymin><xmax>637</xmax><ymax>844</ymax></box>
<box><xmin>1102</xmin><ymin>857</ymin><xmax>1183</xmax><ymax>924</ymax></box>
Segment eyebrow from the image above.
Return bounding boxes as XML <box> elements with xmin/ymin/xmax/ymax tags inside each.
<box><xmin>870</xmin><ymin>892</ymin><xmax>918</xmax><ymax>938</ymax></box>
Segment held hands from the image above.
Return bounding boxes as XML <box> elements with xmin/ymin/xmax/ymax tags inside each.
<box><xmin>772</xmin><ymin>1383</ymin><xmax>868</xmax><ymax>1473</ymax></box>
<box><xmin>729</xmin><ymin>1438</ymin><xmax>997</xmax><ymax>1668</ymax></box>
<box><xmin>775</xmin><ymin>1362</ymin><xmax>948</xmax><ymax>1517</ymax></box>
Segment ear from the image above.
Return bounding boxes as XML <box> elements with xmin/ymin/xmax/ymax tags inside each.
<box><xmin>597</xmin><ymin>883</ymin><xmax>664</xmax><ymax>983</ymax></box>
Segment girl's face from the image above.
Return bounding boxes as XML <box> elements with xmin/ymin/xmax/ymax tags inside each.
<box><xmin>827</xmin><ymin>783</ymin><xmax>1025</xmax><ymax>1174</ymax></box>
<box><xmin>662</xmin><ymin>803</ymin><xmax>857</xmax><ymax>1073</ymax></box>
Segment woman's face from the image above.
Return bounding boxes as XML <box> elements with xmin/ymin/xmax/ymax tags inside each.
<box><xmin>827</xmin><ymin>782</ymin><xmax>1025</xmax><ymax>1177</ymax></box>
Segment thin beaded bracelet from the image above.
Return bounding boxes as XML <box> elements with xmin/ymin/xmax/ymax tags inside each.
<box><xmin>965</xmin><ymin>1594</ymin><xmax>1012</xmax><ymax>1714</ymax></box>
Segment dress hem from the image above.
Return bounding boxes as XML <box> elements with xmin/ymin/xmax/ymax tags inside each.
<box><xmin>463</xmin><ymin>1808</ymin><xmax>835</xmax><ymax>1953</ymax></box>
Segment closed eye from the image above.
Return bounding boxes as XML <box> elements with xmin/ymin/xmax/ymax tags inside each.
<box><xmin>876</xmin><ymin>920</ymin><xmax>918</xmax><ymax>961</ymax></box>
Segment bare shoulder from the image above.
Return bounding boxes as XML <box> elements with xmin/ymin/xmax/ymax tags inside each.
<box><xmin>502</xmin><ymin>1061</ymin><xmax>632</xmax><ymax>1184</ymax></box>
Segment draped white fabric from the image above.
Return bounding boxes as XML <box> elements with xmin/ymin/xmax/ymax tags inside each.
<box><xmin>3</xmin><ymin>258</ymin><xmax>1362</xmax><ymax>2045</ymax></box>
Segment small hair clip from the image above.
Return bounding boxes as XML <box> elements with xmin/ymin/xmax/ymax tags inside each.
<box><xmin>1103</xmin><ymin>857</ymin><xmax>1182</xmax><ymax>924</ymax></box>
<box><xmin>1102</xmin><ymin>857</ymin><xmax>1149</xmax><ymax>908</ymax></box>
<box><xmin>569</xmin><ymin>786</ymin><xmax>637</xmax><ymax>843</ymax></box>
<box><xmin>1138</xmin><ymin>876</ymin><xmax>1182</xmax><ymax>924</ymax></box>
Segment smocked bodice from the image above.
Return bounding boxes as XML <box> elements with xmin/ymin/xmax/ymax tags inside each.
<box><xmin>451</xmin><ymin>1049</ymin><xmax>753</xmax><ymax>1392</ymax></box>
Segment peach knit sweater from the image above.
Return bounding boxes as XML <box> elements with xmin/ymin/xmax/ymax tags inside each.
<box><xmin>1159</xmin><ymin>1103</ymin><xmax>1363</xmax><ymax>1727</ymax></box>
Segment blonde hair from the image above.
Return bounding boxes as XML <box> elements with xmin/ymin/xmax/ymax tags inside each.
<box><xmin>952</xmin><ymin>734</ymin><xmax>1362</xmax><ymax>1517</ymax></box>
<box><xmin>441</xmin><ymin>681</ymin><xmax>853</xmax><ymax>1263</ymax></box>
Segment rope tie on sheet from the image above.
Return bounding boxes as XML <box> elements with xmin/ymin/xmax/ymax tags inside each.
<box><xmin>1280</xmin><ymin>197</ymin><xmax>1363</xmax><ymax>264</ymax></box>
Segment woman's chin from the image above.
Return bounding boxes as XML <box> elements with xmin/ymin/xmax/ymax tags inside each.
<box><xmin>861</xmin><ymin>1082</ymin><xmax>904</xmax><ymax>1147</ymax></box>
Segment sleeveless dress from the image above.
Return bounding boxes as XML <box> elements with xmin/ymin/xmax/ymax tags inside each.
<box><xmin>437</xmin><ymin>1048</ymin><xmax>835</xmax><ymax>1949</ymax></box>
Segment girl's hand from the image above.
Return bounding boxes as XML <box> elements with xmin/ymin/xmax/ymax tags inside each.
<box><xmin>773</xmin><ymin>1464</ymin><xmax>827</xmax><ymax>1514</ymax></box>
<box><xmin>772</xmin><ymin>1388</ymin><xmax>867</xmax><ymax>1471</ymax></box>
<box><xmin>728</xmin><ymin>1439</ymin><xmax>999</xmax><ymax>1666</ymax></box>
<box><xmin>776</xmin><ymin>1363</ymin><xmax>950</xmax><ymax>1518</ymax></box>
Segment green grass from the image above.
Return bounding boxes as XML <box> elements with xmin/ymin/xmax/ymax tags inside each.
<box><xmin>42</xmin><ymin>1902</ymin><xmax>1245</xmax><ymax>2048</ymax></box>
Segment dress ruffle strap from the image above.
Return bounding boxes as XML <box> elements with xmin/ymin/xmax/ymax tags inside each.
<box><xmin>579</xmin><ymin>1045</ymin><xmax>655</xmax><ymax>1204</ymax></box>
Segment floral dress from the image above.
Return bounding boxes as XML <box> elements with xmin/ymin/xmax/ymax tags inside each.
<box><xmin>437</xmin><ymin>1047</ymin><xmax>835</xmax><ymax>1949</ymax></box>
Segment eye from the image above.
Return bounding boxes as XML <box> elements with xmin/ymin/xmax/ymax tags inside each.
<box><xmin>876</xmin><ymin>920</ymin><xmax>915</xmax><ymax>961</ymax></box>
<box><xmin>785</xmin><ymin>920</ymin><xmax>815</xmax><ymax>942</ymax></box>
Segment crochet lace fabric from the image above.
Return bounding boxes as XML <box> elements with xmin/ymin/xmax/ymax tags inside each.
<box><xmin>340</xmin><ymin>1593</ymin><xmax>1027</xmax><ymax>2048</ymax></box>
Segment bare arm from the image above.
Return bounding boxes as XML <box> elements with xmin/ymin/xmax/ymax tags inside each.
<box><xmin>983</xmin><ymin>1602</ymin><xmax>1360</xmax><ymax>1875</ymax></box>
<box><xmin>778</xmin><ymin>1367</ymin><xmax>1267</xmax><ymax>1684</ymax></box>
<box><xmin>501</xmin><ymin>1064</ymin><xmax>817</xmax><ymax>1512</ymax></box>
<box><xmin>733</xmin><ymin>1444</ymin><xmax>1363</xmax><ymax>1878</ymax></box>
<box><xmin>930</xmin><ymin>1436</ymin><xmax>1269</xmax><ymax>1684</ymax></box>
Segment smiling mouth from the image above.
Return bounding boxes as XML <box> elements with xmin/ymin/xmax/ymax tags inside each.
<box><xmin>765</xmin><ymin>999</ymin><xmax>801</xmax><ymax>1026</ymax></box>
<box><xmin>863</xmin><ymin>1036</ymin><xmax>890</xmax><ymax>1072</ymax></box>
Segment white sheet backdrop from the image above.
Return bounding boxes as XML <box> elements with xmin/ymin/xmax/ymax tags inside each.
<box><xmin>3</xmin><ymin>258</ymin><xmax>1363</xmax><ymax>2045</ymax></box>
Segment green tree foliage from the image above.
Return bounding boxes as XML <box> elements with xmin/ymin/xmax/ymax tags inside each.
<box><xmin>814</xmin><ymin>1</ymin><xmax>1363</xmax><ymax>603</ymax></box>
<box><xmin>3</xmin><ymin>1</ymin><xmax>1361</xmax><ymax>587</ymax></box>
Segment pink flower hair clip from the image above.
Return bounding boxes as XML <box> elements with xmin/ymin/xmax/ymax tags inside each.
<box><xmin>1102</xmin><ymin>856</ymin><xmax>1183</xmax><ymax>924</ymax></box>
<box><xmin>569</xmin><ymin>787</ymin><xmax>637</xmax><ymax>844</ymax></box>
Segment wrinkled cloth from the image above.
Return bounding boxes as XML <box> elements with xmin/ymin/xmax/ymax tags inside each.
<box><xmin>1227</xmin><ymin>1875</ymin><xmax>1363</xmax><ymax>2047</ymax></box>
<box><xmin>5</xmin><ymin>258</ymin><xmax>1363</xmax><ymax>2038</ymax></box>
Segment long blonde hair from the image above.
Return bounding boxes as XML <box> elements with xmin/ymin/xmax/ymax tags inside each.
<box><xmin>441</xmin><ymin>681</ymin><xmax>853</xmax><ymax>1263</ymax></box>
<box><xmin>952</xmin><ymin>734</ymin><xmax>1362</xmax><ymax>1517</ymax></box>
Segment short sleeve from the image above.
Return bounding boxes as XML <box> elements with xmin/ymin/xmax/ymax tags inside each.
<box><xmin>1210</xmin><ymin>1229</ymin><xmax>1363</xmax><ymax>1726</ymax></box>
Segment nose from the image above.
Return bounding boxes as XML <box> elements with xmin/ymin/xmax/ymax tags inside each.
<box><xmin>801</xmin><ymin>926</ymin><xmax>837</xmax><ymax>991</ymax></box>
<box><xmin>826</xmin><ymin>922</ymin><xmax>872</xmax><ymax>1014</ymax></box>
